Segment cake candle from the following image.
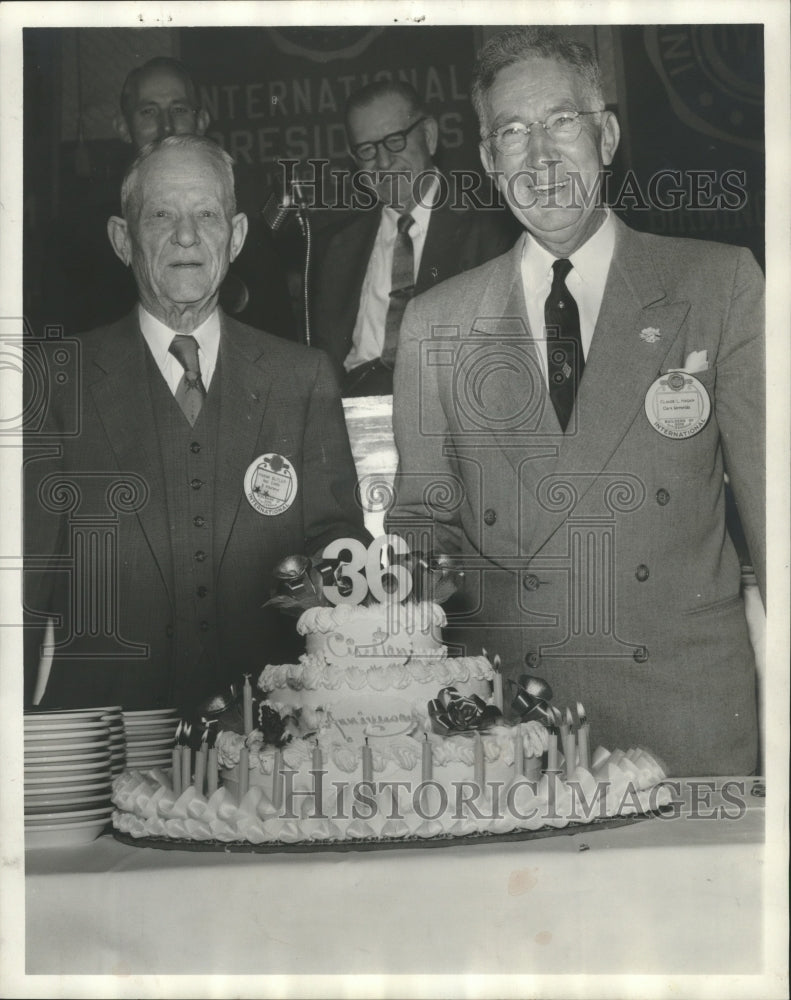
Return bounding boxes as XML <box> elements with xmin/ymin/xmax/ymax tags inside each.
<box><xmin>362</xmin><ymin>737</ymin><xmax>373</xmax><ymax>783</ymax></box>
<box><xmin>194</xmin><ymin>733</ymin><xmax>208</xmax><ymax>795</ymax></box>
<box><xmin>238</xmin><ymin>747</ymin><xmax>249</xmax><ymax>801</ymax></box>
<box><xmin>272</xmin><ymin>749</ymin><xmax>282</xmax><ymax>810</ymax></box>
<box><xmin>207</xmin><ymin>747</ymin><xmax>218</xmax><ymax>796</ymax></box>
<box><xmin>513</xmin><ymin>724</ymin><xmax>524</xmax><ymax>778</ymax></box>
<box><xmin>577</xmin><ymin>701</ymin><xmax>591</xmax><ymax>771</ymax></box>
<box><xmin>559</xmin><ymin>708</ymin><xmax>571</xmax><ymax>764</ymax></box>
<box><xmin>547</xmin><ymin>708</ymin><xmax>560</xmax><ymax>774</ymax></box>
<box><xmin>473</xmin><ymin>731</ymin><xmax>485</xmax><ymax>791</ymax></box>
<box><xmin>181</xmin><ymin>744</ymin><xmax>192</xmax><ymax>790</ymax></box>
<box><xmin>171</xmin><ymin>744</ymin><xmax>181</xmax><ymax>796</ymax></box>
<box><xmin>492</xmin><ymin>654</ymin><xmax>504</xmax><ymax>713</ymax></box>
<box><xmin>565</xmin><ymin>707</ymin><xmax>577</xmax><ymax>780</ymax></box>
<box><xmin>242</xmin><ymin>674</ymin><xmax>254</xmax><ymax>734</ymax></box>
<box><xmin>422</xmin><ymin>733</ymin><xmax>433</xmax><ymax>782</ymax></box>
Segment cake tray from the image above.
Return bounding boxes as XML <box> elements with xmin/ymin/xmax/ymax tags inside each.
<box><xmin>112</xmin><ymin>806</ymin><xmax>674</xmax><ymax>854</ymax></box>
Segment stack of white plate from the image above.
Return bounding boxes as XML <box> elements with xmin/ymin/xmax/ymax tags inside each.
<box><xmin>24</xmin><ymin>709</ymin><xmax>115</xmax><ymax>849</ymax></box>
<box><xmin>122</xmin><ymin>708</ymin><xmax>179</xmax><ymax>770</ymax></box>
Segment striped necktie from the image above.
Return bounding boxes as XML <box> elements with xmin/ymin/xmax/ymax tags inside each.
<box><xmin>381</xmin><ymin>212</ymin><xmax>415</xmax><ymax>368</ymax></box>
<box><xmin>168</xmin><ymin>334</ymin><xmax>207</xmax><ymax>426</ymax></box>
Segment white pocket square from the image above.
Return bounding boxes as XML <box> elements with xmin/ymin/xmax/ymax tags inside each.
<box><xmin>669</xmin><ymin>350</ymin><xmax>708</xmax><ymax>375</ymax></box>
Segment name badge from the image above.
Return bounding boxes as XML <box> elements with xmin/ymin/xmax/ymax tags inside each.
<box><xmin>244</xmin><ymin>453</ymin><xmax>298</xmax><ymax>516</ymax></box>
<box><xmin>644</xmin><ymin>371</ymin><xmax>711</xmax><ymax>440</ymax></box>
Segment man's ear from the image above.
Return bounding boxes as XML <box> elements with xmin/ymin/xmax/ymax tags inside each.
<box><xmin>107</xmin><ymin>216</ymin><xmax>131</xmax><ymax>266</ymax></box>
<box><xmin>600</xmin><ymin>111</ymin><xmax>621</xmax><ymax>166</ymax></box>
<box><xmin>196</xmin><ymin>109</ymin><xmax>210</xmax><ymax>136</ymax></box>
<box><xmin>113</xmin><ymin>114</ymin><xmax>133</xmax><ymax>144</ymax></box>
<box><xmin>230</xmin><ymin>213</ymin><xmax>248</xmax><ymax>262</ymax></box>
<box><xmin>479</xmin><ymin>139</ymin><xmax>496</xmax><ymax>179</ymax></box>
<box><xmin>422</xmin><ymin>116</ymin><xmax>439</xmax><ymax>158</ymax></box>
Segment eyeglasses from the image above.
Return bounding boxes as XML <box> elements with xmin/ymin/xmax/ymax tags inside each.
<box><xmin>350</xmin><ymin>117</ymin><xmax>427</xmax><ymax>162</ymax></box>
<box><xmin>484</xmin><ymin>110</ymin><xmax>603</xmax><ymax>154</ymax></box>
<box><xmin>136</xmin><ymin>104</ymin><xmax>197</xmax><ymax>121</ymax></box>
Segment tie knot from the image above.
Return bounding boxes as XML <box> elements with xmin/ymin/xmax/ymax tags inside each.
<box><xmin>552</xmin><ymin>257</ymin><xmax>573</xmax><ymax>284</ymax></box>
<box><xmin>397</xmin><ymin>213</ymin><xmax>414</xmax><ymax>237</ymax></box>
<box><xmin>169</xmin><ymin>335</ymin><xmax>201</xmax><ymax>376</ymax></box>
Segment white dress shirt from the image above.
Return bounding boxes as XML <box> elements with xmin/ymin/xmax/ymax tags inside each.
<box><xmin>520</xmin><ymin>210</ymin><xmax>616</xmax><ymax>386</ymax></box>
<box><xmin>138</xmin><ymin>305</ymin><xmax>221</xmax><ymax>393</ymax></box>
<box><xmin>344</xmin><ymin>175</ymin><xmax>440</xmax><ymax>373</ymax></box>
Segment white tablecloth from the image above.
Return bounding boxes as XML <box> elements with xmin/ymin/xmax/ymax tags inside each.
<box><xmin>22</xmin><ymin>777</ymin><xmax>768</xmax><ymax>978</ymax></box>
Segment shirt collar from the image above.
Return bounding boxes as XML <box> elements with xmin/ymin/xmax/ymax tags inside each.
<box><xmin>522</xmin><ymin>208</ymin><xmax>615</xmax><ymax>287</ymax></box>
<box><xmin>382</xmin><ymin>172</ymin><xmax>440</xmax><ymax>236</ymax></box>
<box><xmin>138</xmin><ymin>305</ymin><xmax>222</xmax><ymax>367</ymax></box>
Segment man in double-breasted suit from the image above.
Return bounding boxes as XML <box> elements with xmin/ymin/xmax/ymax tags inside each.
<box><xmin>387</xmin><ymin>28</ymin><xmax>764</xmax><ymax>776</ymax></box>
<box><xmin>311</xmin><ymin>80</ymin><xmax>515</xmax><ymax>396</ymax></box>
<box><xmin>25</xmin><ymin>135</ymin><xmax>367</xmax><ymax>712</ymax></box>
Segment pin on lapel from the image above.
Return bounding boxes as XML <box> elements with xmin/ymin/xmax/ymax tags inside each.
<box><xmin>640</xmin><ymin>327</ymin><xmax>661</xmax><ymax>344</ymax></box>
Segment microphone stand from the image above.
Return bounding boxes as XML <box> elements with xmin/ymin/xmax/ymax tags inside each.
<box><xmin>294</xmin><ymin>192</ymin><xmax>312</xmax><ymax>347</ymax></box>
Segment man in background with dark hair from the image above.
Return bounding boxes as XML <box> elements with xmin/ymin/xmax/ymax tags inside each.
<box><xmin>50</xmin><ymin>56</ymin><xmax>296</xmax><ymax>340</ymax></box>
<box><xmin>311</xmin><ymin>80</ymin><xmax>516</xmax><ymax>396</ymax></box>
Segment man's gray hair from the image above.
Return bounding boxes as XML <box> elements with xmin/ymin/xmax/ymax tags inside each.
<box><xmin>120</xmin><ymin>134</ymin><xmax>237</xmax><ymax>218</ymax></box>
<box><xmin>471</xmin><ymin>27</ymin><xmax>605</xmax><ymax>137</ymax></box>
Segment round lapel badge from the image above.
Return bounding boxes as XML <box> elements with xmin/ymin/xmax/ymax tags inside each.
<box><xmin>244</xmin><ymin>453</ymin><xmax>298</xmax><ymax>516</ymax></box>
<box><xmin>644</xmin><ymin>371</ymin><xmax>712</xmax><ymax>439</ymax></box>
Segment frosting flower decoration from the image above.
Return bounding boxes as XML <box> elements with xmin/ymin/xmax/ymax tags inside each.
<box><xmin>510</xmin><ymin>674</ymin><xmax>554</xmax><ymax>726</ymax></box>
<box><xmin>428</xmin><ymin>686</ymin><xmax>502</xmax><ymax>735</ymax></box>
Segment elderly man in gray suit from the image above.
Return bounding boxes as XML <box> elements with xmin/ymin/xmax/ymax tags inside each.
<box><xmin>386</xmin><ymin>27</ymin><xmax>765</xmax><ymax>776</ymax></box>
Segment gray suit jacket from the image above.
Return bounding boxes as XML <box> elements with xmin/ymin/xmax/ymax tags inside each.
<box><xmin>387</xmin><ymin>216</ymin><xmax>765</xmax><ymax>776</ymax></box>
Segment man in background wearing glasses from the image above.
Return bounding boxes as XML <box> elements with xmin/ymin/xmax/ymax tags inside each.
<box><xmin>311</xmin><ymin>80</ymin><xmax>515</xmax><ymax>396</ymax></box>
<box><xmin>387</xmin><ymin>27</ymin><xmax>765</xmax><ymax>777</ymax></box>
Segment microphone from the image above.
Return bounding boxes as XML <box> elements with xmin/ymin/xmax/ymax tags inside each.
<box><xmin>261</xmin><ymin>188</ymin><xmax>295</xmax><ymax>232</ymax></box>
<box><xmin>261</xmin><ymin>165</ymin><xmax>308</xmax><ymax>232</ymax></box>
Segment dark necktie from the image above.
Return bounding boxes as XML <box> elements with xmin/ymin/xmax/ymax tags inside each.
<box><xmin>544</xmin><ymin>258</ymin><xmax>584</xmax><ymax>432</ymax></box>
<box><xmin>381</xmin><ymin>212</ymin><xmax>415</xmax><ymax>368</ymax></box>
<box><xmin>168</xmin><ymin>334</ymin><xmax>207</xmax><ymax>426</ymax></box>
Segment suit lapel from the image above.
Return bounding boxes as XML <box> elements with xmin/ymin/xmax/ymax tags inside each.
<box><xmin>212</xmin><ymin>314</ymin><xmax>274</xmax><ymax>569</ymax></box>
<box><xmin>88</xmin><ymin>310</ymin><xmax>174</xmax><ymax>602</ymax></box>
<box><xmin>336</xmin><ymin>209</ymin><xmax>382</xmax><ymax>355</ymax></box>
<box><xmin>417</xmin><ymin>194</ymin><xmax>465</xmax><ymax>292</ymax></box>
<box><xmin>465</xmin><ymin>236</ymin><xmax>561</xmax><ymax>486</ymax></box>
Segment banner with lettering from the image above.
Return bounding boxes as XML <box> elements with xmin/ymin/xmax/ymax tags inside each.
<box><xmin>614</xmin><ymin>24</ymin><xmax>764</xmax><ymax>268</ymax></box>
<box><xmin>180</xmin><ymin>26</ymin><xmax>486</xmax><ymax>217</ymax></box>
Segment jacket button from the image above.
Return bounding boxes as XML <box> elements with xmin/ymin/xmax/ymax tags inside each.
<box><xmin>165</xmin><ymin>624</ymin><xmax>174</xmax><ymax>638</ymax></box>
<box><xmin>524</xmin><ymin>650</ymin><xmax>539</xmax><ymax>668</ymax></box>
<box><xmin>194</xmin><ymin>550</ymin><xmax>206</xmax><ymax>562</ymax></box>
<box><xmin>190</xmin><ymin>478</ymin><xmax>203</xmax><ymax>490</ymax></box>
<box><xmin>522</xmin><ymin>573</ymin><xmax>540</xmax><ymax>591</ymax></box>
<box><xmin>199</xmin><ymin>620</ymin><xmax>210</xmax><ymax>632</ymax></box>
<box><xmin>193</xmin><ymin>515</ymin><xmax>205</xmax><ymax>528</ymax></box>
<box><xmin>635</xmin><ymin>564</ymin><xmax>650</xmax><ymax>582</ymax></box>
<box><xmin>483</xmin><ymin>508</ymin><xmax>497</xmax><ymax>526</ymax></box>
<box><xmin>633</xmin><ymin>646</ymin><xmax>649</xmax><ymax>663</ymax></box>
<box><xmin>197</xmin><ymin>585</ymin><xmax>208</xmax><ymax>598</ymax></box>
<box><xmin>190</xmin><ymin>442</ymin><xmax>201</xmax><ymax>454</ymax></box>
<box><xmin>656</xmin><ymin>488</ymin><xmax>670</xmax><ymax>506</ymax></box>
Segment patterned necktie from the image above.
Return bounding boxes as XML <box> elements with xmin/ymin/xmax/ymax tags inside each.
<box><xmin>545</xmin><ymin>258</ymin><xmax>584</xmax><ymax>432</ymax></box>
<box><xmin>381</xmin><ymin>212</ymin><xmax>416</xmax><ymax>368</ymax></box>
<box><xmin>168</xmin><ymin>334</ymin><xmax>207</xmax><ymax>426</ymax></box>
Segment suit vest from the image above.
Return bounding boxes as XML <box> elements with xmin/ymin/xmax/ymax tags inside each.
<box><xmin>146</xmin><ymin>348</ymin><xmax>223</xmax><ymax>709</ymax></box>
